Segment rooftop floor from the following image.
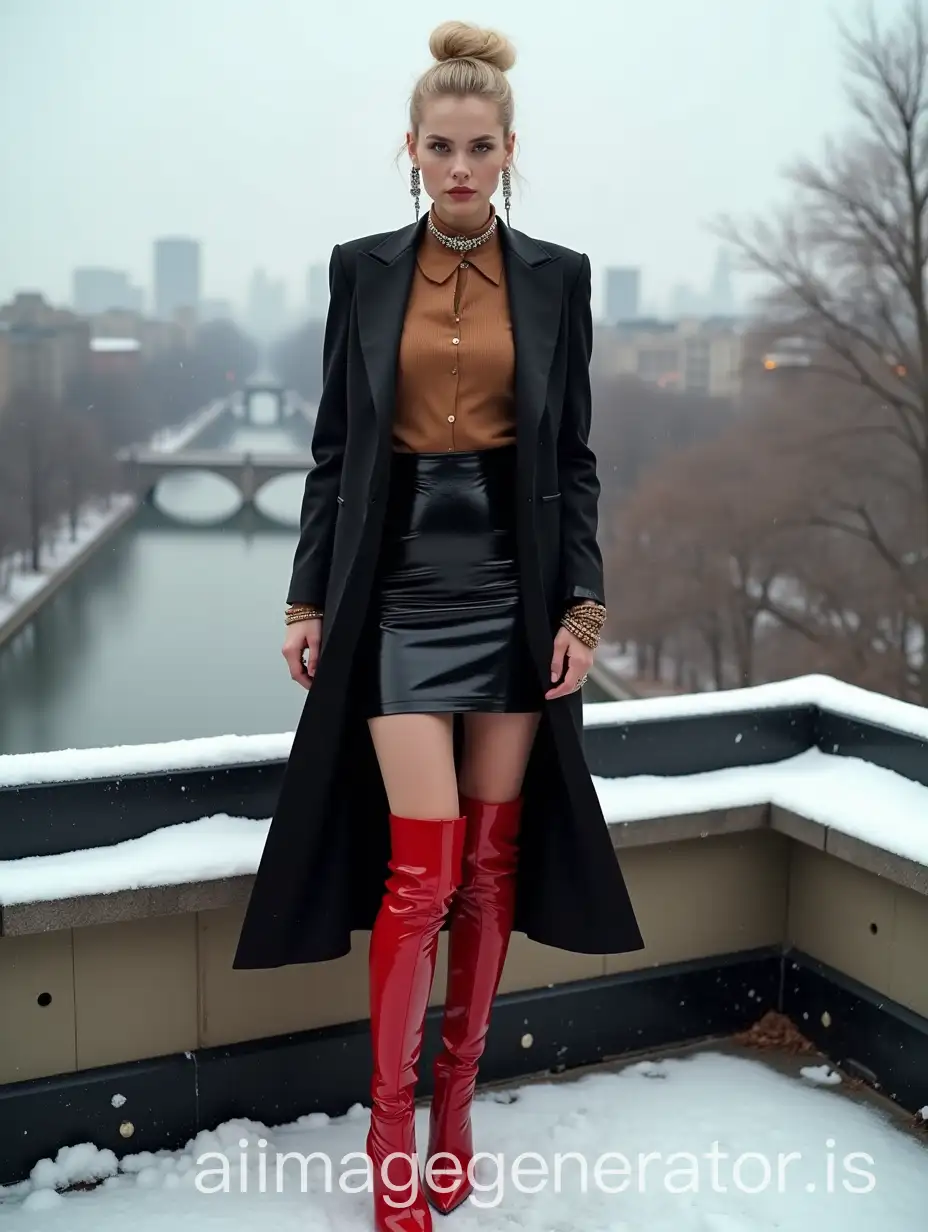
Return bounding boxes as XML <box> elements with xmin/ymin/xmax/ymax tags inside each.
<box><xmin>1</xmin><ymin>1020</ymin><xmax>925</xmax><ymax>1230</ymax></box>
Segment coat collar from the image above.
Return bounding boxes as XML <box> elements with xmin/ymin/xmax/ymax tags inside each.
<box><xmin>357</xmin><ymin>215</ymin><xmax>563</xmax><ymax>455</ymax></box>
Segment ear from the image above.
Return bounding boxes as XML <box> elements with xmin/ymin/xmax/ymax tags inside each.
<box><xmin>405</xmin><ymin>131</ymin><xmax>418</xmax><ymax>165</ymax></box>
<box><xmin>504</xmin><ymin>130</ymin><xmax>517</xmax><ymax>163</ymax></box>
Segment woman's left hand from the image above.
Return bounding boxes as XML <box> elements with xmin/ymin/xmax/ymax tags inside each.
<box><xmin>545</xmin><ymin>625</ymin><xmax>593</xmax><ymax>700</ymax></box>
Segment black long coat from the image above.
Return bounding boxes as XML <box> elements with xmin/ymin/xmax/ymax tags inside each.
<box><xmin>233</xmin><ymin>216</ymin><xmax>644</xmax><ymax>969</ymax></box>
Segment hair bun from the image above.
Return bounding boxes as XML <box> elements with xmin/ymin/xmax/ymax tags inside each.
<box><xmin>428</xmin><ymin>21</ymin><xmax>516</xmax><ymax>72</ymax></box>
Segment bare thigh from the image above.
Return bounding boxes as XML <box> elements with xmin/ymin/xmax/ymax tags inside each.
<box><xmin>458</xmin><ymin>711</ymin><xmax>543</xmax><ymax>802</ymax></box>
<box><xmin>367</xmin><ymin>713</ymin><xmax>459</xmax><ymax>818</ymax></box>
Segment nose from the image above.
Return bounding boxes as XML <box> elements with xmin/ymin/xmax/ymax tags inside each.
<box><xmin>451</xmin><ymin>158</ymin><xmax>470</xmax><ymax>181</ymax></box>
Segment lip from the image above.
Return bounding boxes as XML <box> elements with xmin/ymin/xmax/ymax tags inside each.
<box><xmin>448</xmin><ymin>187</ymin><xmax>476</xmax><ymax>197</ymax></box>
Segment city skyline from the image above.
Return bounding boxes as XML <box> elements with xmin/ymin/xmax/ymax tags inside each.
<box><xmin>8</xmin><ymin>216</ymin><xmax>748</xmax><ymax>327</ymax></box>
<box><xmin>3</xmin><ymin>0</ymin><xmax>907</xmax><ymax>319</ymax></box>
<box><xmin>23</xmin><ymin>234</ymin><xmax>741</xmax><ymax>338</ymax></box>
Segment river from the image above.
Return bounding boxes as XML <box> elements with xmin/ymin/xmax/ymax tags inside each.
<box><xmin>0</xmin><ymin>402</ymin><xmax>310</xmax><ymax>755</ymax></box>
<box><xmin>0</xmin><ymin>398</ymin><xmax>610</xmax><ymax>756</ymax></box>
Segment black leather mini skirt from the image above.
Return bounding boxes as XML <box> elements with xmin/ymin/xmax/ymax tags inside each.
<box><xmin>357</xmin><ymin>444</ymin><xmax>543</xmax><ymax>717</ymax></box>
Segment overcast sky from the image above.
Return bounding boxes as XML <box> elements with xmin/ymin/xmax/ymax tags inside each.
<box><xmin>0</xmin><ymin>0</ymin><xmax>909</xmax><ymax>317</ymax></box>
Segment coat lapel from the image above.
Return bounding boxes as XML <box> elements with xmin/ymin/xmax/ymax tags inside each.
<box><xmin>501</xmin><ymin>223</ymin><xmax>564</xmax><ymax>446</ymax></box>
<box><xmin>356</xmin><ymin>216</ymin><xmax>563</xmax><ymax>448</ymax></box>
<box><xmin>356</xmin><ymin>219</ymin><xmax>423</xmax><ymax>437</ymax></box>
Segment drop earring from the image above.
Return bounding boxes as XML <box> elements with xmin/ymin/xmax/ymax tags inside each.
<box><xmin>502</xmin><ymin>166</ymin><xmax>512</xmax><ymax>225</ymax></box>
<box><xmin>410</xmin><ymin>164</ymin><xmax>421</xmax><ymax>221</ymax></box>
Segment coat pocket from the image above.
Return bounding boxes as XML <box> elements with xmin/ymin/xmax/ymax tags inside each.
<box><xmin>540</xmin><ymin>491</ymin><xmax>561</xmax><ymax>502</ymax></box>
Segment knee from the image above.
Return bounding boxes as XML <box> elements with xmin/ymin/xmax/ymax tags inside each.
<box><xmin>392</xmin><ymin>799</ymin><xmax>463</xmax><ymax>821</ymax></box>
<box><xmin>457</xmin><ymin>781</ymin><xmax>523</xmax><ymax>808</ymax></box>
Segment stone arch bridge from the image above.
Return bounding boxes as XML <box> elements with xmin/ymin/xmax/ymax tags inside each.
<box><xmin>117</xmin><ymin>448</ymin><xmax>314</xmax><ymax>504</ymax></box>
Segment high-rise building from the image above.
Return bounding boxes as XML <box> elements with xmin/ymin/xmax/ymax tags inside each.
<box><xmin>246</xmin><ymin>268</ymin><xmax>288</xmax><ymax>342</ymax></box>
<box><xmin>603</xmin><ymin>267</ymin><xmax>641</xmax><ymax>323</ymax></box>
<box><xmin>707</xmin><ymin>247</ymin><xmax>736</xmax><ymax>316</ymax></box>
<box><xmin>153</xmin><ymin>237</ymin><xmax>201</xmax><ymax>323</ymax></box>
<box><xmin>72</xmin><ymin>268</ymin><xmax>144</xmax><ymax>316</ymax></box>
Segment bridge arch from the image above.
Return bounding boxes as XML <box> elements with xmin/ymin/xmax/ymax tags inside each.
<box><xmin>241</xmin><ymin>381</ymin><xmax>290</xmax><ymax>424</ymax></box>
<box><xmin>118</xmin><ymin>448</ymin><xmax>314</xmax><ymax>508</ymax></box>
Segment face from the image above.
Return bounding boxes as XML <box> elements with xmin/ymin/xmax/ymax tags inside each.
<box><xmin>407</xmin><ymin>94</ymin><xmax>515</xmax><ymax>229</ymax></box>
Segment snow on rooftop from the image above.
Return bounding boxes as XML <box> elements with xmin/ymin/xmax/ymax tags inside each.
<box><xmin>0</xmin><ymin>730</ymin><xmax>292</xmax><ymax>789</ymax></box>
<box><xmin>1</xmin><ymin>749</ymin><xmax>926</xmax><ymax>908</ymax></box>
<box><xmin>0</xmin><ymin>1050</ymin><xmax>924</xmax><ymax>1228</ymax></box>
<box><xmin>582</xmin><ymin>672</ymin><xmax>928</xmax><ymax>739</ymax></box>
<box><xmin>597</xmin><ymin>747</ymin><xmax>928</xmax><ymax>865</ymax></box>
<box><xmin>0</xmin><ymin>814</ymin><xmax>268</xmax><ymax>905</ymax></box>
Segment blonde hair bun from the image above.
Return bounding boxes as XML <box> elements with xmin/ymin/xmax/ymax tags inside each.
<box><xmin>428</xmin><ymin>21</ymin><xmax>516</xmax><ymax>73</ymax></box>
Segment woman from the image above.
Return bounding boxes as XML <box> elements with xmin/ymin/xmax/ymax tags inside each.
<box><xmin>233</xmin><ymin>20</ymin><xmax>644</xmax><ymax>1229</ymax></box>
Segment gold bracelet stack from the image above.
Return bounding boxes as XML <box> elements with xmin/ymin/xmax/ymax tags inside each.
<box><xmin>560</xmin><ymin>601</ymin><xmax>606</xmax><ymax>649</ymax></box>
<box><xmin>285</xmin><ymin>604</ymin><xmax>324</xmax><ymax>625</ymax></box>
<box><xmin>285</xmin><ymin>602</ymin><xmax>604</xmax><ymax>644</ymax></box>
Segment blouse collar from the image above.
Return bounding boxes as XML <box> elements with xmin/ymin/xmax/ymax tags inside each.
<box><xmin>417</xmin><ymin>204</ymin><xmax>502</xmax><ymax>286</ymax></box>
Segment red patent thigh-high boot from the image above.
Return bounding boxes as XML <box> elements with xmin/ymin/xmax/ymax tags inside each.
<box><xmin>425</xmin><ymin>793</ymin><xmax>522</xmax><ymax>1214</ymax></box>
<box><xmin>366</xmin><ymin>811</ymin><xmax>465</xmax><ymax>1232</ymax></box>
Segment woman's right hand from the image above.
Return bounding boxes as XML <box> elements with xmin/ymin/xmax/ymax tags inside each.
<box><xmin>282</xmin><ymin>617</ymin><xmax>322</xmax><ymax>689</ymax></box>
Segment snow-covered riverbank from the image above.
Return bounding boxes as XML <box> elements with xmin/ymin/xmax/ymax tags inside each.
<box><xmin>0</xmin><ymin>494</ymin><xmax>138</xmax><ymax>648</ymax></box>
<box><xmin>0</xmin><ymin>403</ymin><xmax>235</xmax><ymax>650</ymax></box>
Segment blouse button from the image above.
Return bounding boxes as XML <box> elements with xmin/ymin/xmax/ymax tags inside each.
<box><xmin>460</xmin><ymin>261</ymin><xmax>469</xmax><ymax>268</ymax></box>
<box><xmin>448</xmin><ymin>414</ymin><xmax>455</xmax><ymax>422</ymax></box>
<box><xmin>452</xmin><ymin>337</ymin><xmax>460</xmax><ymax>345</ymax></box>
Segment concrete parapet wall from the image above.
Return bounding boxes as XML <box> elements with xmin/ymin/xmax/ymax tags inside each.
<box><xmin>3</xmin><ymin>807</ymin><xmax>927</xmax><ymax>1087</ymax></box>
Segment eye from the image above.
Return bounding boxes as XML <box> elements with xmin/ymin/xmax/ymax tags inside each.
<box><xmin>474</xmin><ymin>143</ymin><xmax>494</xmax><ymax>153</ymax></box>
<box><xmin>427</xmin><ymin>141</ymin><xmax>449</xmax><ymax>153</ymax></box>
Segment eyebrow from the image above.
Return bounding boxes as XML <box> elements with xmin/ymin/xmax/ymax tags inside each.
<box><xmin>424</xmin><ymin>133</ymin><xmax>497</xmax><ymax>143</ymax></box>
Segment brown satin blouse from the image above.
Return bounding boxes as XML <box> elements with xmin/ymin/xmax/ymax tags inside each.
<box><xmin>393</xmin><ymin>209</ymin><xmax>516</xmax><ymax>452</ymax></box>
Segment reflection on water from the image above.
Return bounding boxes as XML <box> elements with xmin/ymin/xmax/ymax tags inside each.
<box><xmin>0</xmin><ymin>419</ymin><xmax>310</xmax><ymax>755</ymax></box>
<box><xmin>152</xmin><ymin>471</ymin><xmax>242</xmax><ymax>523</ymax></box>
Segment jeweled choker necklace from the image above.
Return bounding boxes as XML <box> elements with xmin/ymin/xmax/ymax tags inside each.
<box><xmin>427</xmin><ymin>213</ymin><xmax>498</xmax><ymax>253</ymax></box>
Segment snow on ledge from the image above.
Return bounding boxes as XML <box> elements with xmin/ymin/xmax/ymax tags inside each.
<box><xmin>0</xmin><ymin>815</ymin><xmax>268</xmax><ymax>906</ymax></box>
<box><xmin>2</xmin><ymin>674</ymin><xmax>928</xmax><ymax>790</ymax></box>
<box><xmin>599</xmin><ymin>746</ymin><xmax>928</xmax><ymax>866</ymax></box>
<box><xmin>582</xmin><ymin>672</ymin><xmax>928</xmax><ymax>739</ymax></box>
<box><xmin>0</xmin><ymin>732</ymin><xmax>294</xmax><ymax>789</ymax></box>
<box><xmin>0</xmin><ymin>494</ymin><xmax>138</xmax><ymax>634</ymax></box>
<box><xmin>0</xmin><ymin>749</ymin><xmax>925</xmax><ymax>908</ymax></box>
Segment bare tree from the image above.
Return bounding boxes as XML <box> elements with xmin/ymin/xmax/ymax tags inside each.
<box><xmin>716</xmin><ymin>0</ymin><xmax>928</xmax><ymax>700</ymax></box>
<box><xmin>607</xmin><ymin>417</ymin><xmax>815</xmax><ymax>690</ymax></box>
<box><xmin>0</xmin><ymin>389</ymin><xmax>65</xmax><ymax>572</ymax></box>
<box><xmin>0</xmin><ymin>447</ymin><xmax>25</xmax><ymax>599</ymax></box>
<box><xmin>50</xmin><ymin>408</ymin><xmax>115</xmax><ymax>540</ymax></box>
<box><xmin>0</xmin><ymin>391</ymin><xmax>115</xmax><ymax>585</ymax></box>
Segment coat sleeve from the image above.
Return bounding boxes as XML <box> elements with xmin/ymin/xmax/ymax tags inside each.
<box><xmin>558</xmin><ymin>252</ymin><xmax>606</xmax><ymax>608</ymax></box>
<box><xmin>286</xmin><ymin>244</ymin><xmax>351</xmax><ymax>606</ymax></box>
